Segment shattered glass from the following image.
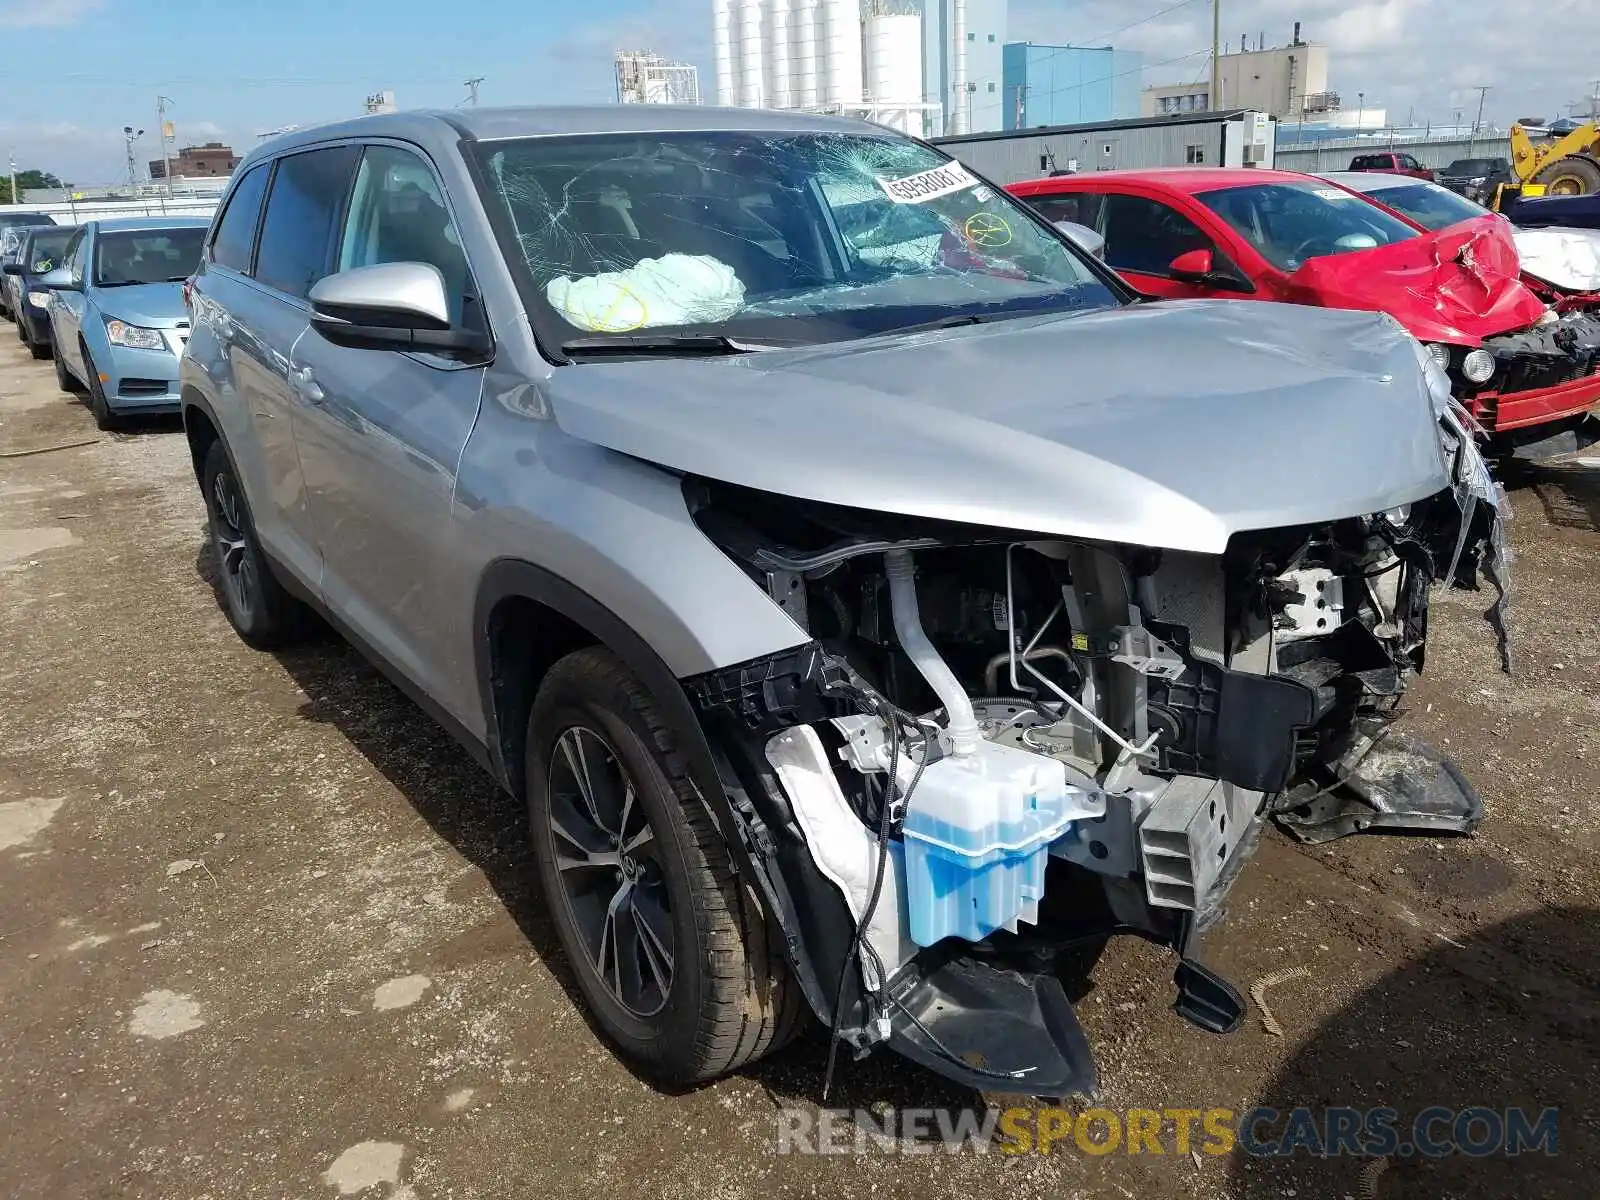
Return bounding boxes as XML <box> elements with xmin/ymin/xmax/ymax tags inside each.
<box><xmin>474</xmin><ymin>131</ymin><xmax>1117</xmax><ymax>342</ymax></box>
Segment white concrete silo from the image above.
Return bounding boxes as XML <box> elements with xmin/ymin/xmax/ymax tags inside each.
<box><xmin>766</xmin><ymin>0</ymin><xmax>793</xmax><ymax>109</ymax></box>
<box><xmin>863</xmin><ymin>12</ymin><xmax>922</xmax><ymax>130</ymax></box>
<box><xmin>820</xmin><ymin>0</ymin><xmax>863</xmax><ymax>106</ymax></box>
<box><xmin>712</xmin><ymin>0</ymin><xmax>738</xmax><ymax>106</ymax></box>
<box><xmin>788</xmin><ymin>0</ymin><xmax>820</xmax><ymax>107</ymax></box>
<box><xmin>738</xmin><ymin>0</ymin><xmax>766</xmax><ymax>107</ymax></box>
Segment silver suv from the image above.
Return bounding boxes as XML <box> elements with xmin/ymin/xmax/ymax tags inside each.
<box><xmin>181</xmin><ymin>106</ymin><xmax>1504</xmax><ymax>1097</ymax></box>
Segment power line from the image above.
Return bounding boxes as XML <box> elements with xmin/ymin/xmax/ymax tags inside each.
<box><xmin>968</xmin><ymin>46</ymin><xmax>1210</xmax><ymax>117</ymax></box>
<box><xmin>981</xmin><ymin>0</ymin><xmax>1209</xmax><ymax>89</ymax></box>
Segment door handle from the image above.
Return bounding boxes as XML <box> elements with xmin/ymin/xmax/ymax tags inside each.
<box><xmin>290</xmin><ymin>365</ymin><xmax>324</xmax><ymax>405</ymax></box>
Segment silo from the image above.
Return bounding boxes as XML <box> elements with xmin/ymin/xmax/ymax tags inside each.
<box><xmin>864</xmin><ymin>13</ymin><xmax>921</xmax><ymax>103</ymax></box>
<box><xmin>789</xmin><ymin>0</ymin><xmax>820</xmax><ymax>107</ymax></box>
<box><xmin>713</xmin><ymin>0</ymin><xmax>738</xmax><ymax>106</ymax></box>
<box><xmin>767</xmin><ymin>0</ymin><xmax>793</xmax><ymax>108</ymax></box>
<box><xmin>739</xmin><ymin>0</ymin><xmax>765</xmax><ymax>107</ymax></box>
<box><xmin>821</xmin><ymin>0</ymin><xmax>863</xmax><ymax>106</ymax></box>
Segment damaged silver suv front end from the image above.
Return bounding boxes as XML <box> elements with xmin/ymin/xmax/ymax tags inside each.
<box><xmin>669</xmin><ymin>346</ymin><xmax>1508</xmax><ymax>1099</ymax></box>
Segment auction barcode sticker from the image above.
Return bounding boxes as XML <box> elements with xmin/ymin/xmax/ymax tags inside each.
<box><xmin>878</xmin><ymin>162</ymin><xmax>980</xmax><ymax>204</ymax></box>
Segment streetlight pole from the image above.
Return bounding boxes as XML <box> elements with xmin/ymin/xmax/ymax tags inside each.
<box><xmin>1209</xmin><ymin>0</ymin><xmax>1221</xmax><ymax>112</ymax></box>
<box><xmin>156</xmin><ymin>95</ymin><xmax>174</xmax><ymax>198</ymax></box>
<box><xmin>123</xmin><ymin>126</ymin><xmax>145</xmax><ymax>190</ymax></box>
<box><xmin>1356</xmin><ymin>91</ymin><xmax>1364</xmax><ymax>135</ymax></box>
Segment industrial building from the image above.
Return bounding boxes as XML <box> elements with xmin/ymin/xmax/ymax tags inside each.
<box><xmin>933</xmin><ymin>109</ymin><xmax>1276</xmax><ymax>185</ymax></box>
<box><xmin>711</xmin><ymin>0</ymin><xmax>935</xmax><ymax>132</ymax></box>
<box><xmin>1142</xmin><ymin>24</ymin><xmax>1330</xmax><ymax>120</ymax></box>
<box><xmin>147</xmin><ymin>141</ymin><xmax>239</xmax><ymax>180</ymax></box>
<box><xmin>615</xmin><ymin>50</ymin><xmax>702</xmax><ymax>105</ymax></box>
<box><xmin>1000</xmin><ymin>42</ymin><xmax>1142</xmax><ymax>130</ymax></box>
<box><xmin>922</xmin><ymin>0</ymin><xmax>1007</xmax><ymax>134</ymax></box>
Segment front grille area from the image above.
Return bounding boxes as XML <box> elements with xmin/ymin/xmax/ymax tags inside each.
<box><xmin>118</xmin><ymin>378</ymin><xmax>170</xmax><ymax>397</ymax></box>
<box><xmin>1480</xmin><ymin>311</ymin><xmax>1600</xmax><ymax>394</ymax></box>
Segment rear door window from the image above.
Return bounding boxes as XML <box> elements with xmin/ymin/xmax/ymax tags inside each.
<box><xmin>254</xmin><ymin>146</ymin><xmax>360</xmax><ymax>299</ymax></box>
<box><xmin>1019</xmin><ymin>192</ymin><xmax>1105</xmax><ymax>230</ymax></box>
<box><xmin>210</xmin><ymin>163</ymin><xmax>269</xmax><ymax>273</ymax></box>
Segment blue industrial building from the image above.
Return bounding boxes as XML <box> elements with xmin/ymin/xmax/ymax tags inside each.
<box><xmin>1001</xmin><ymin>43</ymin><xmax>1144</xmax><ymax>130</ymax></box>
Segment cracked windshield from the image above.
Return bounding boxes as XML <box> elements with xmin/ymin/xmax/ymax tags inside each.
<box><xmin>476</xmin><ymin>130</ymin><xmax>1119</xmax><ymax>348</ymax></box>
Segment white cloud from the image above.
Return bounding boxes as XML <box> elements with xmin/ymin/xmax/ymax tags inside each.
<box><xmin>0</xmin><ymin>0</ymin><xmax>106</xmax><ymax>29</ymax></box>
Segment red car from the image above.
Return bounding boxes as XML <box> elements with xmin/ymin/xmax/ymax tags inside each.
<box><xmin>1008</xmin><ymin>168</ymin><xmax>1600</xmax><ymax>452</ymax></box>
<box><xmin>1348</xmin><ymin>151</ymin><xmax>1436</xmax><ymax>181</ymax></box>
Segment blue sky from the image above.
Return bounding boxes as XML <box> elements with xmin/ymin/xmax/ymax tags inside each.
<box><xmin>4</xmin><ymin>0</ymin><xmax>1594</xmax><ymax>185</ymax></box>
<box><xmin>4</xmin><ymin>0</ymin><xmax>715</xmax><ymax>181</ymax></box>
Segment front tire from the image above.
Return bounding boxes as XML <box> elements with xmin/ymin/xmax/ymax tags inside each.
<box><xmin>54</xmin><ymin>342</ymin><xmax>84</xmax><ymax>394</ymax></box>
<box><xmin>81</xmin><ymin>339</ymin><xmax>121</xmax><ymax>431</ymax></box>
<box><xmin>527</xmin><ymin>647</ymin><xmax>803</xmax><ymax>1085</ymax></box>
<box><xmin>200</xmin><ymin>440</ymin><xmax>307</xmax><ymax>649</ymax></box>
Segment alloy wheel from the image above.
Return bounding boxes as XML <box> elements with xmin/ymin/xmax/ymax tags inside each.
<box><xmin>210</xmin><ymin>469</ymin><xmax>258</xmax><ymax>621</ymax></box>
<box><xmin>545</xmin><ymin>725</ymin><xmax>674</xmax><ymax>1018</ymax></box>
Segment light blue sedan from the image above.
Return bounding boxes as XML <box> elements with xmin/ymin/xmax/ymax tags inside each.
<box><xmin>44</xmin><ymin>216</ymin><xmax>208</xmax><ymax>429</ymax></box>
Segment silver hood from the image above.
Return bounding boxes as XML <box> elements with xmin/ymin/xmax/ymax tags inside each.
<box><xmin>546</xmin><ymin>300</ymin><xmax>1452</xmax><ymax>554</ymax></box>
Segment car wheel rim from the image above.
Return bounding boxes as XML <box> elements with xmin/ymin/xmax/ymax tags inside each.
<box><xmin>210</xmin><ymin>470</ymin><xmax>256</xmax><ymax>619</ymax></box>
<box><xmin>546</xmin><ymin>725</ymin><xmax>674</xmax><ymax>1019</ymax></box>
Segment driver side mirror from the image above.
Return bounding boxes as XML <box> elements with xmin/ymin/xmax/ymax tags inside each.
<box><xmin>1166</xmin><ymin>247</ymin><xmax>1253</xmax><ymax>293</ymax></box>
<box><xmin>1167</xmin><ymin>248</ymin><xmax>1215</xmax><ymax>282</ymax></box>
<box><xmin>38</xmin><ymin>266</ymin><xmax>80</xmax><ymax>292</ymax></box>
<box><xmin>309</xmin><ymin>262</ymin><xmax>490</xmax><ymax>356</ymax></box>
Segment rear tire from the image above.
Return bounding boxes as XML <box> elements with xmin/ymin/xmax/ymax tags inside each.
<box><xmin>199</xmin><ymin>439</ymin><xmax>308</xmax><ymax>650</ymax></box>
<box><xmin>82</xmin><ymin>339</ymin><xmax>121</xmax><ymax>431</ymax></box>
<box><xmin>1532</xmin><ymin>155</ymin><xmax>1600</xmax><ymax>197</ymax></box>
<box><xmin>526</xmin><ymin>647</ymin><xmax>804</xmax><ymax>1085</ymax></box>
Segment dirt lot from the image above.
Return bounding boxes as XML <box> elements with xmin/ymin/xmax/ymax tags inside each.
<box><xmin>1</xmin><ymin>334</ymin><xmax>1597</xmax><ymax>1199</ymax></box>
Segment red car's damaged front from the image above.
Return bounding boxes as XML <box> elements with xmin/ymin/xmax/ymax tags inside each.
<box><xmin>1286</xmin><ymin>214</ymin><xmax>1600</xmax><ymax>442</ymax></box>
<box><xmin>1006</xmin><ymin>169</ymin><xmax>1600</xmax><ymax>454</ymax></box>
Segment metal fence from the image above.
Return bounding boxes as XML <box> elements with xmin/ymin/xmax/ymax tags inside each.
<box><xmin>0</xmin><ymin>196</ymin><xmax>219</xmax><ymax>223</ymax></box>
<box><xmin>1275</xmin><ymin>133</ymin><xmax>1512</xmax><ymax>174</ymax></box>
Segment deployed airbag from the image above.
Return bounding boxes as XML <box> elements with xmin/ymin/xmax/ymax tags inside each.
<box><xmin>1513</xmin><ymin>226</ymin><xmax>1600</xmax><ymax>293</ymax></box>
<box><xmin>547</xmin><ymin>253</ymin><xmax>746</xmax><ymax>332</ymax></box>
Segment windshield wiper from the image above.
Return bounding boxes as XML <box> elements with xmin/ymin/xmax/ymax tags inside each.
<box><xmin>560</xmin><ymin>333</ymin><xmax>795</xmax><ymax>359</ymax></box>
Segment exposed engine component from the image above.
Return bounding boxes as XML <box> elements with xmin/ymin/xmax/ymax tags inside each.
<box><xmin>681</xmin><ymin>420</ymin><xmax>1503</xmax><ymax>1094</ymax></box>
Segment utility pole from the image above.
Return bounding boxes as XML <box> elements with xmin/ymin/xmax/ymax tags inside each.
<box><xmin>464</xmin><ymin>76</ymin><xmax>484</xmax><ymax>107</ymax></box>
<box><xmin>1209</xmin><ymin>0</ymin><xmax>1221</xmax><ymax>111</ymax></box>
<box><xmin>1468</xmin><ymin>84</ymin><xmax>1489</xmax><ymax>155</ymax></box>
<box><xmin>7</xmin><ymin>154</ymin><xmax>15</xmax><ymax>207</ymax></box>
<box><xmin>156</xmin><ymin>95</ymin><xmax>175</xmax><ymax>198</ymax></box>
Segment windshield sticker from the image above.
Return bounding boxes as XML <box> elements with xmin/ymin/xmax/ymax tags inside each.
<box><xmin>973</xmin><ymin>185</ymin><xmax>995</xmax><ymax>201</ymax></box>
<box><xmin>962</xmin><ymin>212</ymin><xmax>1013</xmax><ymax>248</ymax></box>
<box><xmin>878</xmin><ymin>162</ymin><xmax>979</xmax><ymax>204</ymax></box>
<box><xmin>1313</xmin><ymin>187</ymin><xmax>1358</xmax><ymax>200</ymax></box>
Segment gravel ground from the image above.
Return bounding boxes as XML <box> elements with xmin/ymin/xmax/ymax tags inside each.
<box><xmin>1</xmin><ymin>335</ymin><xmax>1596</xmax><ymax>1199</ymax></box>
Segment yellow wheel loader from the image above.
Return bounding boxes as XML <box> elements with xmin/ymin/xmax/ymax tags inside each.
<box><xmin>1493</xmin><ymin>121</ymin><xmax>1600</xmax><ymax>210</ymax></box>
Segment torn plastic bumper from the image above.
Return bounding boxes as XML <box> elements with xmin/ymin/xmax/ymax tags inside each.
<box><xmin>1272</xmin><ymin>719</ymin><xmax>1485</xmax><ymax>844</ymax></box>
<box><xmin>884</xmin><ymin>954</ymin><xmax>1097</xmax><ymax>1098</ymax></box>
